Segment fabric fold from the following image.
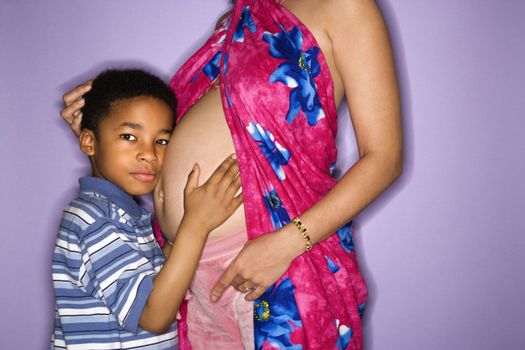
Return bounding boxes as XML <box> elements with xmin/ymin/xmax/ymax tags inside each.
<box><xmin>171</xmin><ymin>1</ymin><xmax>367</xmax><ymax>348</ymax></box>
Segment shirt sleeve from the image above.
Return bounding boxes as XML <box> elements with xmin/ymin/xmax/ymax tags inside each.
<box><xmin>78</xmin><ymin>218</ymin><xmax>157</xmax><ymax>333</ymax></box>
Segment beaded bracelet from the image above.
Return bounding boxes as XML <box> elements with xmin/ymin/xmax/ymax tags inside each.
<box><xmin>291</xmin><ymin>217</ymin><xmax>314</xmax><ymax>252</ymax></box>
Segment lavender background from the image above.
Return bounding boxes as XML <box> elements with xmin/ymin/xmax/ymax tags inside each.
<box><xmin>1</xmin><ymin>0</ymin><xmax>524</xmax><ymax>349</ymax></box>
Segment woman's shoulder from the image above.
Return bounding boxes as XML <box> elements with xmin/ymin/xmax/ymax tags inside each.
<box><xmin>283</xmin><ymin>0</ymin><xmax>383</xmax><ymax>44</ymax></box>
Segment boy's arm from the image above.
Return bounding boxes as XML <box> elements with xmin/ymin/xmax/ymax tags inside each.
<box><xmin>139</xmin><ymin>155</ymin><xmax>242</xmax><ymax>333</ymax></box>
<box><xmin>161</xmin><ymin>241</ymin><xmax>172</xmax><ymax>258</ymax></box>
<box><xmin>139</xmin><ymin>220</ymin><xmax>207</xmax><ymax>333</ymax></box>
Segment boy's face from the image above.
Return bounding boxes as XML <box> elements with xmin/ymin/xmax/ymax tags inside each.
<box><xmin>80</xmin><ymin>96</ymin><xmax>173</xmax><ymax>196</ymax></box>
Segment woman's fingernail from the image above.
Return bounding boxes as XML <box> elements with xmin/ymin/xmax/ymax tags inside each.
<box><xmin>78</xmin><ymin>99</ymin><xmax>85</xmax><ymax>105</ymax></box>
<box><xmin>231</xmin><ymin>154</ymin><xmax>237</xmax><ymax>160</ymax></box>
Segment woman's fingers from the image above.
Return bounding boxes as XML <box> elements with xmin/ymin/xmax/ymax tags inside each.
<box><xmin>245</xmin><ymin>285</ymin><xmax>265</xmax><ymax>301</ymax></box>
<box><xmin>60</xmin><ymin>98</ymin><xmax>85</xmax><ymax>124</ymax></box>
<box><xmin>232</xmin><ymin>276</ymin><xmax>246</xmax><ymax>291</ymax></box>
<box><xmin>70</xmin><ymin>112</ymin><xmax>82</xmax><ymax>136</ymax></box>
<box><xmin>235</xmin><ymin>280</ymin><xmax>257</xmax><ymax>294</ymax></box>
<box><xmin>211</xmin><ymin>263</ymin><xmax>238</xmax><ymax>302</ymax></box>
<box><xmin>213</xmin><ymin>268</ymin><xmax>262</xmax><ymax>300</ymax></box>
<box><xmin>61</xmin><ymin>81</ymin><xmax>92</xmax><ymax>136</ymax></box>
<box><xmin>226</xmin><ymin>233</ymin><xmax>291</xmax><ymax>302</ymax></box>
<box><xmin>63</xmin><ymin>81</ymin><xmax>92</xmax><ymax>106</ymax></box>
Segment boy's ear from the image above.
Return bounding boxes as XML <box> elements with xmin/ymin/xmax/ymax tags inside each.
<box><xmin>79</xmin><ymin>129</ymin><xmax>96</xmax><ymax>156</ymax></box>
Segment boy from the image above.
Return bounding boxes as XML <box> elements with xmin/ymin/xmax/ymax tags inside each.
<box><xmin>51</xmin><ymin>69</ymin><xmax>242</xmax><ymax>349</ymax></box>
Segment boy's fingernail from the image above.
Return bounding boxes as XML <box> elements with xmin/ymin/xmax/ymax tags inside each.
<box><xmin>231</xmin><ymin>154</ymin><xmax>237</xmax><ymax>160</ymax></box>
<box><xmin>78</xmin><ymin>99</ymin><xmax>85</xmax><ymax>105</ymax></box>
<box><xmin>210</xmin><ymin>295</ymin><xmax>217</xmax><ymax>303</ymax></box>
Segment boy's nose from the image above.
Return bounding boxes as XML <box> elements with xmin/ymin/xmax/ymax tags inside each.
<box><xmin>137</xmin><ymin>145</ymin><xmax>157</xmax><ymax>163</ymax></box>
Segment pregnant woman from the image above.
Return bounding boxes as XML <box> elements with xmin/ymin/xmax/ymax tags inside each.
<box><xmin>62</xmin><ymin>0</ymin><xmax>403</xmax><ymax>349</ymax></box>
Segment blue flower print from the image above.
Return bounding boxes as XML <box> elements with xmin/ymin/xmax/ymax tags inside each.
<box><xmin>336</xmin><ymin>221</ymin><xmax>354</xmax><ymax>253</ymax></box>
<box><xmin>335</xmin><ymin>319</ymin><xmax>352</xmax><ymax>350</ymax></box>
<box><xmin>358</xmin><ymin>302</ymin><xmax>366</xmax><ymax>318</ymax></box>
<box><xmin>233</xmin><ymin>6</ymin><xmax>256</xmax><ymax>42</ymax></box>
<box><xmin>263</xmin><ymin>25</ymin><xmax>325</xmax><ymax>126</ymax></box>
<box><xmin>223</xmin><ymin>53</ymin><xmax>229</xmax><ymax>75</ymax></box>
<box><xmin>329</xmin><ymin>162</ymin><xmax>336</xmax><ymax>177</ymax></box>
<box><xmin>203</xmin><ymin>51</ymin><xmax>222</xmax><ymax>81</ymax></box>
<box><xmin>263</xmin><ymin>186</ymin><xmax>291</xmax><ymax>230</ymax></box>
<box><xmin>225</xmin><ymin>85</ymin><xmax>233</xmax><ymax>108</ymax></box>
<box><xmin>247</xmin><ymin>122</ymin><xmax>291</xmax><ymax>180</ymax></box>
<box><xmin>325</xmin><ymin>256</ymin><xmax>340</xmax><ymax>273</ymax></box>
<box><xmin>254</xmin><ymin>277</ymin><xmax>303</xmax><ymax>349</ymax></box>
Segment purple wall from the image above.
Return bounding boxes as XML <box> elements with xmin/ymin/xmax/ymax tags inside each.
<box><xmin>2</xmin><ymin>0</ymin><xmax>524</xmax><ymax>348</ymax></box>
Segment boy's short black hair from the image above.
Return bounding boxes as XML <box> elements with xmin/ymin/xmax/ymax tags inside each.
<box><xmin>81</xmin><ymin>69</ymin><xmax>177</xmax><ymax>134</ymax></box>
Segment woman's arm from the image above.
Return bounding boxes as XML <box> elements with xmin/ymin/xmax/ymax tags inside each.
<box><xmin>288</xmin><ymin>0</ymin><xmax>403</xmax><ymax>247</ymax></box>
<box><xmin>211</xmin><ymin>0</ymin><xmax>403</xmax><ymax>302</ymax></box>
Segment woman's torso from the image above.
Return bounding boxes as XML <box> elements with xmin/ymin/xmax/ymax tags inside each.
<box><xmin>156</xmin><ymin>0</ymin><xmax>345</xmax><ymax>242</ymax></box>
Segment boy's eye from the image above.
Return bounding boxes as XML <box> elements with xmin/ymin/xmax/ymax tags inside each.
<box><xmin>156</xmin><ymin>139</ymin><xmax>170</xmax><ymax>145</ymax></box>
<box><xmin>119</xmin><ymin>134</ymin><xmax>137</xmax><ymax>141</ymax></box>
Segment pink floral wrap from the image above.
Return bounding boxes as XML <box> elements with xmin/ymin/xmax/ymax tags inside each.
<box><xmin>171</xmin><ymin>0</ymin><xmax>368</xmax><ymax>348</ymax></box>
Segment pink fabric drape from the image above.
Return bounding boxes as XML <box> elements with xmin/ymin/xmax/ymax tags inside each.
<box><xmin>171</xmin><ymin>1</ymin><xmax>367</xmax><ymax>348</ymax></box>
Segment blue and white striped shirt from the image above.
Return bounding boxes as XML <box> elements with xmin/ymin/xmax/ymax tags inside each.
<box><xmin>51</xmin><ymin>177</ymin><xmax>177</xmax><ymax>349</ymax></box>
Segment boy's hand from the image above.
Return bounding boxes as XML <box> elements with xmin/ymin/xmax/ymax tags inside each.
<box><xmin>140</xmin><ymin>155</ymin><xmax>241</xmax><ymax>333</ymax></box>
<box><xmin>182</xmin><ymin>155</ymin><xmax>242</xmax><ymax>233</ymax></box>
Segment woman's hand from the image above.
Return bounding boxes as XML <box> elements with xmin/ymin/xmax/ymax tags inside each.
<box><xmin>182</xmin><ymin>154</ymin><xmax>243</xmax><ymax>235</ymax></box>
<box><xmin>211</xmin><ymin>225</ymin><xmax>304</xmax><ymax>302</ymax></box>
<box><xmin>60</xmin><ymin>80</ymin><xmax>92</xmax><ymax>136</ymax></box>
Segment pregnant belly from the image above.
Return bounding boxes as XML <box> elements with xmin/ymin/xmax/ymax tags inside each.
<box><xmin>155</xmin><ymin>87</ymin><xmax>246</xmax><ymax>242</ymax></box>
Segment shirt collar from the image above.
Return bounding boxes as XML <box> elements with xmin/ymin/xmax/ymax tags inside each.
<box><xmin>79</xmin><ymin>176</ymin><xmax>144</xmax><ymax>217</ymax></box>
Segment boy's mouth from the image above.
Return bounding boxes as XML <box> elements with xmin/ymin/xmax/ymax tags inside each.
<box><xmin>130</xmin><ymin>171</ymin><xmax>157</xmax><ymax>183</ymax></box>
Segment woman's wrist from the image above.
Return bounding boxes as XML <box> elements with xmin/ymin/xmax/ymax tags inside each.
<box><xmin>278</xmin><ymin>223</ymin><xmax>309</xmax><ymax>259</ymax></box>
<box><xmin>291</xmin><ymin>217</ymin><xmax>314</xmax><ymax>251</ymax></box>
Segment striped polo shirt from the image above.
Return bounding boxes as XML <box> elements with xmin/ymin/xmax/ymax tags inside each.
<box><xmin>51</xmin><ymin>177</ymin><xmax>177</xmax><ymax>349</ymax></box>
